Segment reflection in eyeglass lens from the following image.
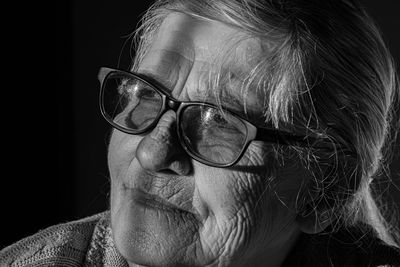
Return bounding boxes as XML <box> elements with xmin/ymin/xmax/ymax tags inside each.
<box><xmin>109</xmin><ymin>76</ymin><xmax>162</xmax><ymax>130</ymax></box>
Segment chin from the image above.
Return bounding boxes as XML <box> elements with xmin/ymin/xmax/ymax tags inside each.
<box><xmin>110</xmin><ymin>192</ymin><xmax>202</xmax><ymax>267</ymax></box>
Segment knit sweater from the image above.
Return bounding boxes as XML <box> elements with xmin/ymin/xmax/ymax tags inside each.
<box><xmin>0</xmin><ymin>212</ymin><xmax>128</xmax><ymax>267</ymax></box>
<box><xmin>1</xmin><ymin>212</ymin><xmax>399</xmax><ymax>266</ymax></box>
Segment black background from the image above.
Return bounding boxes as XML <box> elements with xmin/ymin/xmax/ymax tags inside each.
<box><xmin>1</xmin><ymin>0</ymin><xmax>399</xmax><ymax>249</ymax></box>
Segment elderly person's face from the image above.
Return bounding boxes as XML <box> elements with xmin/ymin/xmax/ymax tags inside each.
<box><xmin>108</xmin><ymin>13</ymin><xmax>308</xmax><ymax>267</ymax></box>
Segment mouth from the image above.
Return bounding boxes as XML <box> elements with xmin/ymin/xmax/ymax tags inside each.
<box><xmin>129</xmin><ymin>187</ymin><xmax>187</xmax><ymax>212</ymax></box>
<box><xmin>124</xmin><ymin>186</ymin><xmax>202</xmax><ymax>221</ymax></box>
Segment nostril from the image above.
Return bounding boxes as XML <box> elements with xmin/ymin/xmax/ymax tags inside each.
<box><xmin>158</xmin><ymin>169</ymin><xmax>178</xmax><ymax>175</ymax></box>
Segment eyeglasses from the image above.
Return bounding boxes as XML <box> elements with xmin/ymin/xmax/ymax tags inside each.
<box><xmin>98</xmin><ymin>67</ymin><xmax>352</xmax><ymax>168</ymax></box>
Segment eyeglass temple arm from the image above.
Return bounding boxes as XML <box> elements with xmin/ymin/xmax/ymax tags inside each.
<box><xmin>255</xmin><ymin>128</ymin><xmax>356</xmax><ymax>157</ymax></box>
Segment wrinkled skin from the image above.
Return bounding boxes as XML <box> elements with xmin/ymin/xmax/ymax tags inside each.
<box><xmin>108</xmin><ymin>13</ymin><xmax>305</xmax><ymax>267</ymax></box>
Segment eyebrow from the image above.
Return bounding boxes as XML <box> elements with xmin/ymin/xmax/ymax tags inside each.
<box><xmin>137</xmin><ymin>49</ymin><xmax>264</xmax><ymax>120</ymax></box>
<box><xmin>139</xmin><ymin>70</ymin><xmax>176</xmax><ymax>96</ymax></box>
<box><xmin>136</xmin><ymin>49</ymin><xmax>195</xmax><ymax>95</ymax></box>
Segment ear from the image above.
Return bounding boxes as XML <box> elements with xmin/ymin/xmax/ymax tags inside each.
<box><xmin>295</xmin><ymin>209</ymin><xmax>333</xmax><ymax>234</ymax></box>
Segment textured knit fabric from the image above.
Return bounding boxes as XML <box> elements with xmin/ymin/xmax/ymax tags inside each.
<box><xmin>0</xmin><ymin>212</ymin><xmax>128</xmax><ymax>267</ymax></box>
<box><xmin>1</xmin><ymin>212</ymin><xmax>400</xmax><ymax>266</ymax></box>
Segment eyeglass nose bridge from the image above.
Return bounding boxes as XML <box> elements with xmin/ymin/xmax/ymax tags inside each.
<box><xmin>167</xmin><ymin>99</ymin><xmax>180</xmax><ymax>110</ymax></box>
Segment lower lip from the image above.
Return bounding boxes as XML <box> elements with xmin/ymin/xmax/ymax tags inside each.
<box><xmin>135</xmin><ymin>192</ymin><xmax>177</xmax><ymax>211</ymax></box>
<box><xmin>126</xmin><ymin>188</ymin><xmax>186</xmax><ymax>214</ymax></box>
<box><xmin>122</xmin><ymin>187</ymin><xmax>201</xmax><ymax>224</ymax></box>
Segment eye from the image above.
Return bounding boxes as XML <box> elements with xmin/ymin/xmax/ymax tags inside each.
<box><xmin>212</xmin><ymin>112</ymin><xmax>229</xmax><ymax>124</ymax></box>
<box><xmin>204</xmin><ymin>109</ymin><xmax>242</xmax><ymax>134</ymax></box>
<box><xmin>202</xmin><ymin>108</ymin><xmax>228</xmax><ymax>125</ymax></box>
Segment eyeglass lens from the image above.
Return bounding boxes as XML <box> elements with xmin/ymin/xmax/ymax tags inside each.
<box><xmin>179</xmin><ymin>106</ymin><xmax>248</xmax><ymax>165</ymax></box>
<box><xmin>103</xmin><ymin>73</ymin><xmax>163</xmax><ymax>130</ymax></box>
<box><xmin>102</xmin><ymin>72</ymin><xmax>249</xmax><ymax>165</ymax></box>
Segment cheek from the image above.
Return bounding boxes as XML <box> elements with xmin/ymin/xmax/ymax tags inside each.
<box><xmin>214</xmin><ymin>145</ymin><xmax>299</xmax><ymax>234</ymax></box>
<box><xmin>194</xmin><ymin>161</ymin><xmax>291</xmax><ymax>259</ymax></box>
<box><xmin>108</xmin><ymin>130</ymin><xmax>141</xmax><ymax>181</ymax></box>
<box><xmin>239</xmin><ymin>143</ymin><xmax>308</xmax><ymax>211</ymax></box>
<box><xmin>200</xmin><ymin>144</ymin><xmax>276</xmax><ymax>219</ymax></box>
<box><xmin>108</xmin><ymin>130</ymin><xmax>140</xmax><ymax>220</ymax></box>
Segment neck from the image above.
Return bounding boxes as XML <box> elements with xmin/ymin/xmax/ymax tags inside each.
<box><xmin>233</xmin><ymin>227</ymin><xmax>301</xmax><ymax>267</ymax></box>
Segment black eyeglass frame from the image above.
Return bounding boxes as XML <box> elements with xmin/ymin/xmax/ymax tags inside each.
<box><xmin>98</xmin><ymin>67</ymin><xmax>354</xmax><ymax>168</ymax></box>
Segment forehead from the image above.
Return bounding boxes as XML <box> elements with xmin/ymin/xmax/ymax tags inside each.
<box><xmin>137</xmin><ymin>12</ymin><xmax>267</xmax><ymax>122</ymax></box>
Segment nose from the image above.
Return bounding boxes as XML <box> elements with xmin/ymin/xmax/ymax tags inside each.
<box><xmin>135</xmin><ymin>110</ymin><xmax>192</xmax><ymax>175</ymax></box>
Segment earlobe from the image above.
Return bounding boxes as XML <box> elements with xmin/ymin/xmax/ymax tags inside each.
<box><xmin>295</xmin><ymin>209</ymin><xmax>333</xmax><ymax>234</ymax></box>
